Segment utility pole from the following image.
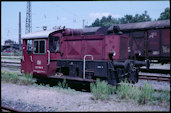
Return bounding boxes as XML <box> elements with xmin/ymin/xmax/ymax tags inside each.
<box><xmin>19</xmin><ymin>12</ymin><xmax>21</xmax><ymax>51</ymax></box>
<box><xmin>25</xmin><ymin>1</ymin><xmax>32</xmax><ymax>34</ymax></box>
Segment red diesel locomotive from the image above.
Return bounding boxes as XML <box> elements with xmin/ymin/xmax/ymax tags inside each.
<box><xmin>21</xmin><ymin>26</ymin><xmax>149</xmax><ymax>85</ymax></box>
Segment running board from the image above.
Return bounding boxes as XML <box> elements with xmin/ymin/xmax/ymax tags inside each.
<box><xmin>48</xmin><ymin>75</ymin><xmax>96</xmax><ymax>83</ymax></box>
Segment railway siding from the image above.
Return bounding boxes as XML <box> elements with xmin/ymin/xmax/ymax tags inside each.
<box><xmin>1</xmin><ymin>105</ymin><xmax>23</xmax><ymax>112</ymax></box>
<box><xmin>1</xmin><ymin>56</ymin><xmax>22</xmax><ymax>59</ymax></box>
<box><xmin>1</xmin><ymin>59</ymin><xmax>21</xmax><ymax>64</ymax></box>
<box><xmin>139</xmin><ymin>74</ymin><xmax>170</xmax><ymax>82</ymax></box>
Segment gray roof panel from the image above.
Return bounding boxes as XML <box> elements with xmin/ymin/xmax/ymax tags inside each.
<box><xmin>108</xmin><ymin>19</ymin><xmax>170</xmax><ymax>32</ymax></box>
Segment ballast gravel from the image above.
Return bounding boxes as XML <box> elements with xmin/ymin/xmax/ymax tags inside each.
<box><xmin>1</xmin><ymin>82</ymin><xmax>170</xmax><ymax>112</ymax></box>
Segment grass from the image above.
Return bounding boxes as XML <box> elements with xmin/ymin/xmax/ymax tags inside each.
<box><xmin>20</xmin><ymin>72</ymin><xmax>36</xmax><ymax>85</ymax></box>
<box><xmin>1</xmin><ymin>70</ymin><xmax>36</xmax><ymax>85</ymax></box>
<box><xmin>1</xmin><ymin>70</ymin><xmax>77</xmax><ymax>94</ymax></box>
<box><xmin>90</xmin><ymin>79</ymin><xmax>116</xmax><ymax>100</ymax></box>
<box><xmin>90</xmin><ymin>79</ymin><xmax>170</xmax><ymax>107</ymax></box>
<box><xmin>151</xmin><ymin>90</ymin><xmax>170</xmax><ymax>107</ymax></box>
<box><xmin>138</xmin><ymin>81</ymin><xmax>154</xmax><ymax>105</ymax></box>
<box><xmin>1</xmin><ymin>71</ymin><xmax>18</xmax><ymax>83</ymax></box>
<box><xmin>116</xmin><ymin>80</ymin><xmax>140</xmax><ymax>101</ymax></box>
<box><xmin>116</xmin><ymin>80</ymin><xmax>170</xmax><ymax>106</ymax></box>
<box><xmin>1</xmin><ymin>70</ymin><xmax>170</xmax><ymax>107</ymax></box>
<box><xmin>57</xmin><ymin>79</ymin><xmax>68</xmax><ymax>89</ymax></box>
<box><xmin>55</xmin><ymin>79</ymin><xmax>78</xmax><ymax>94</ymax></box>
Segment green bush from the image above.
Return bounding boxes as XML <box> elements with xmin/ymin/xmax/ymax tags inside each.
<box><xmin>58</xmin><ymin>79</ymin><xmax>68</xmax><ymax>89</ymax></box>
<box><xmin>116</xmin><ymin>79</ymin><xmax>140</xmax><ymax>100</ymax></box>
<box><xmin>138</xmin><ymin>82</ymin><xmax>154</xmax><ymax>105</ymax></box>
<box><xmin>1</xmin><ymin>71</ymin><xmax>18</xmax><ymax>83</ymax></box>
<box><xmin>152</xmin><ymin>90</ymin><xmax>170</xmax><ymax>106</ymax></box>
<box><xmin>20</xmin><ymin>73</ymin><xmax>36</xmax><ymax>85</ymax></box>
<box><xmin>1</xmin><ymin>71</ymin><xmax>35</xmax><ymax>85</ymax></box>
<box><xmin>90</xmin><ymin>79</ymin><xmax>116</xmax><ymax>100</ymax></box>
<box><xmin>1</xmin><ymin>71</ymin><xmax>9</xmax><ymax>81</ymax></box>
<box><xmin>158</xmin><ymin>90</ymin><xmax>170</xmax><ymax>105</ymax></box>
<box><xmin>116</xmin><ymin>80</ymin><xmax>170</xmax><ymax>106</ymax></box>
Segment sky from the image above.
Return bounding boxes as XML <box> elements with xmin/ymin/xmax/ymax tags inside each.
<box><xmin>1</xmin><ymin>1</ymin><xmax>170</xmax><ymax>45</ymax></box>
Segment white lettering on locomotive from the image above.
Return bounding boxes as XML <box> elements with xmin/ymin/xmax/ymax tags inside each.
<box><xmin>152</xmin><ymin>51</ymin><xmax>159</xmax><ymax>55</ymax></box>
<box><xmin>35</xmin><ymin>66</ymin><xmax>43</xmax><ymax>69</ymax></box>
<box><xmin>37</xmin><ymin>60</ymin><xmax>41</xmax><ymax>65</ymax></box>
<box><xmin>33</xmin><ymin>70</ymin><xmax>45</xmax><ymax>73</ymax></box>
<box><xmin>97</xmin><ymin>66</ymin><xmax>103</xmax><ymax>68</ymax></box>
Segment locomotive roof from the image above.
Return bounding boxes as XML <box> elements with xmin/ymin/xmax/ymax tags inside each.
<box><xmin>82</xmin><ymin>27</ymin><xmax>101</xmax><ymax>33</ymax></box>
<box><xmin>22</xmin><ymin>30</ymin><xmax>57</xmax><ymax>39</ymax></box>
<box><xmin>108</xmin><ymin>19</ymin><xmax>170</xmax><ymax>32</ymax></box>
<box><xmin>82</xmin><ymin>26</ymin><xmax>109</xmax><ymax>35</ymax></box>
<box><xmin>22</xmin><ymin>27</ymin><xmax>67</xmax><ymax>40</ymax></box>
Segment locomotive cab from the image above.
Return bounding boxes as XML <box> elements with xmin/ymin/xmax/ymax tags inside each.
<box><xmin>21</xmin><ymin>30</ymin><xmax>62</xmax><ymax>77</ymax></box>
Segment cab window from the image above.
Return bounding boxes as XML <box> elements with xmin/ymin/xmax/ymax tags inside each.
<box><xmin>33</xmin><ymin>40</ymin><xmax>46</xmax><ymax>54</ymax></box>
<box><xmin>49</xmin><ymin>36</ymin><xmax>60</xmax><ymax>52</ymax></box>
<box><xmin>27</xmin><ymin>40</ymin><xmax>32</xmax><ymax>54</ymax></box>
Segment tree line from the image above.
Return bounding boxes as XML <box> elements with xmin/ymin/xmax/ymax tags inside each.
<box><xmin>88</xmin><ymin>7</ymin><xmax>170</xmax><ymax>27</ymax></box>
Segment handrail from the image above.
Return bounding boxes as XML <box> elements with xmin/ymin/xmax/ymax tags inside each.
<box><xmin>30</xmin><ymin>56</ymin><xmax>33</xmax><ymax>62</ymax></box>
<box><xmin>47</xmin><ymin>50</ymin><xmax>50</xmax><ymax>65</ymax></box>
<box><xmin>83</xmin><ymin>55</ymin><xmax>94</xmax><ymax>79</ymax></box>
<box><xmin>22</xmin><ymin>56</ymin><xmax>24</xmax><ymax>62</ymax></box>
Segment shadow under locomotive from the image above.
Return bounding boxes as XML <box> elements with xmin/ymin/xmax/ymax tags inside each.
<box><xmin>35</xmin><ymin>75</ymin><xmax>92</xmax><ymax>92</ymax></box>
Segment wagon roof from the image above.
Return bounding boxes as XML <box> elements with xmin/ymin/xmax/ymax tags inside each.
<box><xmin>108</xmin><ymin>19</ymin><xmax>170</xmax><ymax>32</ymax></box>
<box><xmin>22</xmin><ymin>30</ymin><xmax>58</xmax><ymax>39</ymax></box>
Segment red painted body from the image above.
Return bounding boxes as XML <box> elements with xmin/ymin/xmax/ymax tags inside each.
<box><xmin>21</xmin><ymin>28</ymin><xmax>128</xmax><ymax>77</ymax></box>
<box><xmin>60</xmin><ymin>34</ymin><xmax>128</xmax><ymax>60</ymax></box>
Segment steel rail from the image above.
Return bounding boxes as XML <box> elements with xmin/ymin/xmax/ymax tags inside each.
<box><xmin>140</xmin><ymin>68</ymin><xmax>170</xmax><ymax>74</ymax></box>
<box><xmin>1</xmin><ymin>61</ymin><xmax>21</xmax><ymax>64</ymax></box>
<box><xmin>139</xmin><ymin>74</ymin><xmax>170</xmax><ymax>82</ymax></box>
<box><xmin>1</xmin><ymin>105</ymin><xmax>23</xmax><ymax>112</ymax></box>
<box><xmin>1</xmin><ymin>56</ymin><xmax>22</xmax><ymax>59</ymax></box>
<box><xmin>1</xmin><ymin>62</ymin><xmax>21</xmax><ymax>67</ymax></box>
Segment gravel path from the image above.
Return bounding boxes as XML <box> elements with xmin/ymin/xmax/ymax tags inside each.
<box><xmin>135</xmin><ymin>80</ymin><xmax>170</xmax><ymax>91</ymax></box>
<box><xmin>1</xmin><ymin>82</ymin><xmax>170</xmax><ymax>112</ymax></box>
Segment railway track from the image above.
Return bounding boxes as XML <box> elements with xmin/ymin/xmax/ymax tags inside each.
<box><xmin>1</xmin><ymin>105</ymin><xmax>23</xmax><ymax>112</ymax></box>
<box><xmin>140</xmin><ymin>68</ymin><xmax>170</xmax><ymax>74</ymax></box>
<box><xmin>1</xmin><ymin>61</ymin><xmax>170</xmax><ymax>92</ymax></box>
<box><xmin>1</xmin><ymin>61</ymin><xmax>170</xmax><ymax>83</ymax></box>
<box><xmin>139</xmin><ymin>74</ymin><xmax>170</xmax><ymax>82</ymax></box>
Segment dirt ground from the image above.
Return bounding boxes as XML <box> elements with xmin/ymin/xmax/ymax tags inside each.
<box><xmin>1</xmin><ymin>82</ymin><xmax>170</xmax><ymax>112</ymax></box>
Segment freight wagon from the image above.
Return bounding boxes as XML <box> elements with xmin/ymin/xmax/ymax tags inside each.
<box><xmin>108</xmin><ymin>20</ymin><xmax>170</xmax><ymax>64</ymax></box>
